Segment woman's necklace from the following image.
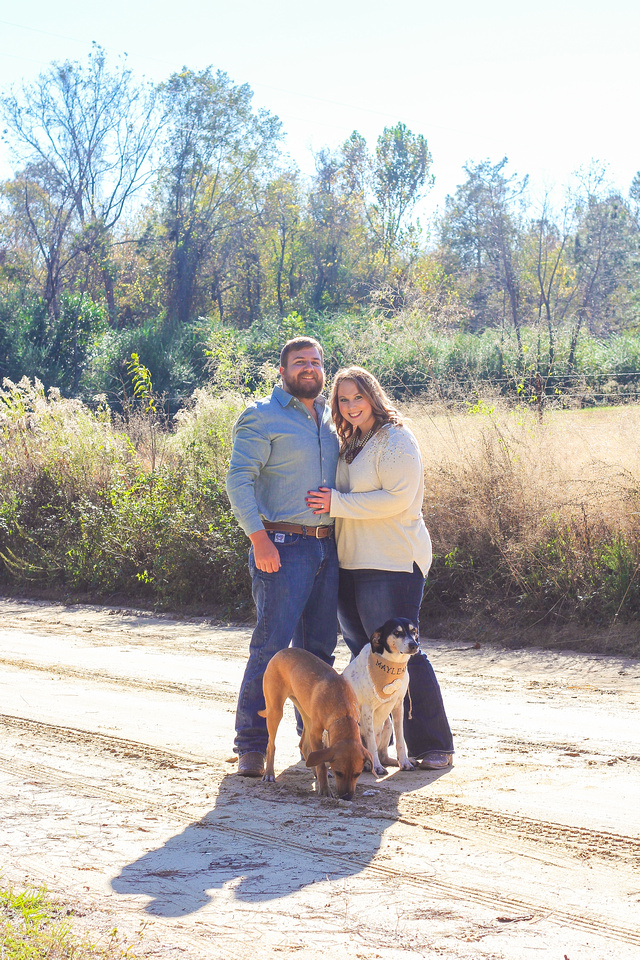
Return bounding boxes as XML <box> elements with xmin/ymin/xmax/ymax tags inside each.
<box><xmin>344</xmin><ymin>426</ymin><xmax>375</xmax><ymax>464</ymax></box>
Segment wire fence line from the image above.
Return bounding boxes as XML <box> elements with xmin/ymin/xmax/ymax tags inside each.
<box><xmin>81</xmin><ymin>367</ymin><xmax>640</xmax><ymax>417</ymax></box>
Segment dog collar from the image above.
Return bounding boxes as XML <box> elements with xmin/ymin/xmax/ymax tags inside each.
<box><xmin>367</xmin><ymin>652</ymin><xmax>407</xmax><ymax>699</ymax></box>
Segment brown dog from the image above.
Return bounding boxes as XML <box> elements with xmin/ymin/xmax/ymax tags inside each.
<box><xmin>258</xmin><ymin>647</ymin><xmax>373</xmax><ymax>800</ymax></box>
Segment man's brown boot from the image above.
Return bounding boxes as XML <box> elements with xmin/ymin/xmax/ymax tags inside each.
<box><xmin>238</xmin><ymin>752</ymin><xmax>265</xmax><ymax>777</ymax></box>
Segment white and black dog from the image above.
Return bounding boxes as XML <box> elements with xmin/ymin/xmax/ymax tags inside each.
<box><xmin>342</xmin><ymin>618</ymin><xmax>419</xmax><ymax>777</ymax></box>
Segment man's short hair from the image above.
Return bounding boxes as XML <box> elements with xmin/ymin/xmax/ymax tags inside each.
<box><xmin>280</xmin><ymin>336</ymin><xmax>324</xmax><ymax>368</ymax></box>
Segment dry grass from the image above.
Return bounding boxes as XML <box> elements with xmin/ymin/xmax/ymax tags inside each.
<box><xmin>406</xmin><ymin>399</ymin><xmax>640</xmax><ymax>651</ymax></box>
<box><xmin>410</xmin><ymin>400</ymin><xmax>640</xmax><ymax>535</ymax></box>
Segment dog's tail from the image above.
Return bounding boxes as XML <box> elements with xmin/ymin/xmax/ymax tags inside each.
<box><xmin>257</xmin><ymin>708</ymin><xmax>267</xmax><ymax>718</ymax></box>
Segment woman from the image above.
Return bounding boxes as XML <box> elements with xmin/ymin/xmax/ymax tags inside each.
<box><xmin>305</xmin><ymin>366</ymin><xmax>453</xmax><ymax>769</ymax></box>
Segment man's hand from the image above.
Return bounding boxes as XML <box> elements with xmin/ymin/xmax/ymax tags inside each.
<box><xmin>250</xmin><ymin>529</ymin><xmax>281</xmax><ymax>573</ymax></box>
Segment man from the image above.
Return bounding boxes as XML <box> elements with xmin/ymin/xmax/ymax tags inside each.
<box><xmin>226</xmin><ymin>337</ymin><xmax>340</xmax><ymax>777</ymax></box>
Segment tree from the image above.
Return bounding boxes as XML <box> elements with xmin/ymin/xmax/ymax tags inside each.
<box><xmin>1</xmin><ymin>165</ymin><xmax>76</xmax><ymax>320</ymax></box>
<box><xmin>529</xmin><ymin>192</ymin><xmax>575</xmax><ymax>371</ymax></box>
<box><xmin>157</xmin><ymin>67</ymin><xmax>282</xmax><ymax>326</ymax></box>
<box><xmin>1</xmin><ymin>46</ymin><xmax>161</xmax><ymax>318</ymax></box>
<box><xmin>259</xmin><ymin>172</ymin><xmax>302</xmax><ymax>316</ymax></box>
<box><xmin>566</xmin><ymin>184</ymin><xmax>636</xmax><ymax>367</ymax></box>
<box><xmin>298</xmin><ymin>125</ymin><xmax>432</xmax><ymax>310</ymax></box>
<box><xmin>439</xmin><ymin>158</ymin><xmax>528</xmax><ymax>354</ymax></box>
<box><xmin>302</xmin><ymin>141</ymin><xmax>374</xmax><ymax>311</ymax></box>
<box><xmin>371</xmin><ymin>122</ymin><xmax>432</xmax><ymax>268</ymax></box>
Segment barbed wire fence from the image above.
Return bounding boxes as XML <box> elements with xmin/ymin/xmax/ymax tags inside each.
<box><xmin>83</xmin><ymin>365</ymin><xmax>640</xmax><ymax>418</ymax></box>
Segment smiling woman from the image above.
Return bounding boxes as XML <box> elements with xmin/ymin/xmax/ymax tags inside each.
<box><xmin>306</xmin><ymin>366</ymin><xmax>454</xmax><ymax>769</ymax></box>
<box><xmin>336</xmin><ymin>379</ymin><xmax>376</xmax><ymax>438</ymax></box>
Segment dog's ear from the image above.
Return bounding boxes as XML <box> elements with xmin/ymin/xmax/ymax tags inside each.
<box><xmin>369</xmin><ymin>629</ymin><xmax>384</xmax><ymax>653</ymax></box>
<box><xmin>362</xmin><ymin>746</ymin><xmax>374</xmax><ymax>768</ymax></box>
<box><xmin>306</xmin><ymin>747</ymin><xmax>334</xmax><ymax>767</ymax></box>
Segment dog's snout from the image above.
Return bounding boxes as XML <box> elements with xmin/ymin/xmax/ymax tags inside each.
<box><xmin>407</xmin><ymin>639</ymin><xmax>419</xmax><ymax>653</ymax></box>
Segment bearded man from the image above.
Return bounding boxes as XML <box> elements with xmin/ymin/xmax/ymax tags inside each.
<box><xmin>226</xmin><ymin>337</ymin><xmax>340</xmax><ymax>776</ymax></box>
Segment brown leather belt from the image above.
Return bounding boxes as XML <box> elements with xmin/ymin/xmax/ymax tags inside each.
<box><xmin>263</xmin><ymin>521</ymin><xmax>334</xmax><ymax>539</ymax></box>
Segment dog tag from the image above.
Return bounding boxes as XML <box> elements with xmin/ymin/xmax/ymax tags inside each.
<box><xmin>274</xmin><ymin>533</ymin><xmax>286</xmax><ymax>543</ymax></box>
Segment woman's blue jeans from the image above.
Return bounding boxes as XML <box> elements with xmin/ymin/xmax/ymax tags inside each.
<box><xmin>234</xmin><ymin>531</ymin><xmax>339</xmax><ymax>756</ymax></box>
<box><xmin>337</xmin><ymin>565</ymin><xmax>454</xmax><ymax>757</ymax></box>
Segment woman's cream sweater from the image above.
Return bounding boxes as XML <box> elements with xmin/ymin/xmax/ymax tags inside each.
<box><xmin>329</xmin><ymin>423</ymin><xmax>432</xmax><ymax>576</ymax></box>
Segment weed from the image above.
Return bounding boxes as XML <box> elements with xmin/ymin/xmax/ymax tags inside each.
<box><xmin>0</xmin><ymin>881</ymin><xmax>139</xmax><ymax>958</ymax></box>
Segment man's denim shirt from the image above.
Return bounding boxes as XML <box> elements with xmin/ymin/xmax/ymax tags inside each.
<box><xmin>226</xmin><ymin>385</ymin><xmax>340</xmax><ymax>537</ymax></box>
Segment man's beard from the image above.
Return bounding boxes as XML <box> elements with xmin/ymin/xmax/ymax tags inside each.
<box><xmin>282</xmin><ymin>369</ymin><xmax>324</xmax><ymax>400</ymax></box>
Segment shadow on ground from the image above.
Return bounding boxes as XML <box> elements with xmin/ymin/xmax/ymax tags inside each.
<box><xmin>111</xmin><ymin>761</ymin><xmax>448</xmax><ymax>917</ymax></box>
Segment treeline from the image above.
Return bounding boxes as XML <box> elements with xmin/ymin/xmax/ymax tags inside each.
<box><xmin>1</xmin><ymin>48</ymin><xmax>639</xmax><ymax>402</ymax></box>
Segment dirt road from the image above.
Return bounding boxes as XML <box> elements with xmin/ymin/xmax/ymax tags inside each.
<box><xmin>1</xmin><ymin>597</ymin><xmax>639</xmax><ymax>959</ymax></box>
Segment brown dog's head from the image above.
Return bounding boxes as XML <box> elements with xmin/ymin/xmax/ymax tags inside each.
<box><xmin>370</xmin><ymin>618</ymin><xmax>420</xmax><ymax>658</ymax></box>
<box><xmin>305</xmin><ymin>741</ymin><xmax>373</xmax><ymax>801</ymax></box>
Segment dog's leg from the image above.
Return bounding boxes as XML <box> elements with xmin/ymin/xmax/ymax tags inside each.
<box><xmin>391</xmin><ymin>697</ymin><xmax>414</xmax><ymax>771</ymax></box>
<box><xmin>297</xmin><ymin>707</ymin><xmax>313</xmax><ymax>762</ymax></box>
<box><xmin>309</xmin><ymin>727</ymin><xmax>331</xmax><ymax>796</ymax></box>
<box><xmin>261</xmin><ymin>694</ymin><xmax>286</xmax><ymax>783</ymax></box>
<box><xmin>360</xmin><ymin>704</ymin><xmax>387</xmax><ymax>776</ymax></box>
<box><xmin>314</xmin><ymin>762</ymin><xmax>330</xmax><ymax>796</ymax></box>
<box><xmin>377</xmin><ymin>715</ymin><xmax>399</xmax><ymax>767</ymax></box>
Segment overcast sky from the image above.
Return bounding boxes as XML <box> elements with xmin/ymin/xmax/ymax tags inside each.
<box><xmin>1</xmin><ymin>0</ymin><xmax>638</xmax><ymax>221</ymax></box>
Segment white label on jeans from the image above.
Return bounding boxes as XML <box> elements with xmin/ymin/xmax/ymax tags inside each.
<box><xmin>274</xmin><ymin>533</ymin><xmax>285</xmax><ymax>543</ymax></box>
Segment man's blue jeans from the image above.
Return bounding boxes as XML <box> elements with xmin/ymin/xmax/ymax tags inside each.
<box><xmin>235</xmin><ymin>531</ymin><xmax>339</xmax><ymax>756</ymax></box>
<box><xmin>337</xmin><ymin>565</ymin><xmax>454</xmax><ymax>758</ymax></box>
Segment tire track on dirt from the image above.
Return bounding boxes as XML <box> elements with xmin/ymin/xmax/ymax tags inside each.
<box><xmin>4</xmin><ymin>712</ymin><xmax>639</xmax><ymax>865</ymax></box>
<box><xmin>4</xmin><ymin>654</ymin><xmax>637</xmax><ymax>765</ymax></box>
<box><xmin>0</xmin><ymin>613</ymin><xmax>251</xmax><ymax>659</ymax></box>
<box><xmin>0</xmin><ymin>713</ymin><xmax>209</xmax><ymax>768</ymax></box>
<box><xmin>2</xmin><ymin>718</ymin><xmax>640</xmax><ymax>950</ymax></box>
<box><xmin>499</xmin><ymin>736</ymin><xmax>640</xmax><ymax>762</ymax></box>
<box><xmin>398</xmin><ymin>797</ymin><xmax>640</xmax><ymax>866</ymax></box>
<box><xmin>0</xmin><ymin>656</ymin><xmax>237</xmax><ymax>705</ymax></box>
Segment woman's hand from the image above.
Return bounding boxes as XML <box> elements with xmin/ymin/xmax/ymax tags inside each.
<box><xmin>306</xmin><ymin>486</ymin><xmax>332</xmax><ymax>515</ymax></box>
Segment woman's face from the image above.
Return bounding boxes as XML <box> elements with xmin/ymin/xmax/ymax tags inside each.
<box><xmin>336</xmin><ymin>379</ymin><xmax>376</xmax><ymax>434</ymax></box>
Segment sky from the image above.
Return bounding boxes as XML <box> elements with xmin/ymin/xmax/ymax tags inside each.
<box><xmin>0</xmin><ymin>0</ymin><xmax>639</xmax><ymax>223</ymax></box>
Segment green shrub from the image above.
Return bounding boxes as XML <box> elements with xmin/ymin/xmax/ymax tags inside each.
<box><xmin>82</xmin><ymin>317</ymin><xmax>210</xmax><ymax>408</ymax></box>
<box><xmin>0</xmin><ymin>378</ymin><xmax>250</xmax><ymax>615</ymax></box>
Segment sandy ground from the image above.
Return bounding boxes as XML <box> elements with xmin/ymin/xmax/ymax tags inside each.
<box><xmin>0</xmin><ymin>597</ymin><xmax>639</xmax><ymax>959</ymax></box>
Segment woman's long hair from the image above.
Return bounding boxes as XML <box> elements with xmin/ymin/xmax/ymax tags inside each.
<box><xmin>330</xmin><ymin>366</ymin><xmax>403</xmax><ymax>448</ymax></box>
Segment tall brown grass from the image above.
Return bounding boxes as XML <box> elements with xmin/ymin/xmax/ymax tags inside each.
<box><xmin>409</xmin><ymin>399</ymin><xmax>640</xmax><ymax>650</ymax></box>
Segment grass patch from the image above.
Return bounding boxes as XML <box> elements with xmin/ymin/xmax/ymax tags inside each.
<box><xmin>0</xmin><ymin>882</ymin><xmax>140</xmax><ymax>959</ymax></box>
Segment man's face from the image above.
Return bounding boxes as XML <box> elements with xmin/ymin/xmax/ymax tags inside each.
<box><xmin>280</xmin><ymin>347</ymin><xmax>324</xmax><ymax>400</ymax></box>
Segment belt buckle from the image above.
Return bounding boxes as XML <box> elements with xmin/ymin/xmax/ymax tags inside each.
<box><xmin>301</xmin><ymin>525</ymin><xmax>323</xmax><ymax>538</ymax></box>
